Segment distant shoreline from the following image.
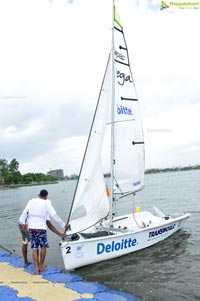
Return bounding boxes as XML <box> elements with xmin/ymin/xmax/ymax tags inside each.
<box><xmin>103</xmin><ymin>166</ymin><xmax>200</xmax><ymax>177</ymax></box>
<box><xmin>145</xmin><ymin>165</ymin><xmax>200</xmax><ymax>174</ymax></box>
<box><xmin>1</xmin><ymin>166</ymin><xmax>199</xmax><ymax>190</ymax></box>
<box><xmin>0</xmin><ymin>181</ymin><xmax>58</xmax><ymax>190</ymax></box>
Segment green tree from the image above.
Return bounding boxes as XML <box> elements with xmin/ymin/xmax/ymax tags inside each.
<box><xmin>0</xmin><ymin>159</ymin><xmax>9</xmax><ymax>184</ymax></box>
<box><xmin>8</xmin><ymin>158</ymin><xmax>19</xmax><ymax>173</ymax></box>
<box><xmin>4</xmin><ymin>172</ymin><xmax>22</xmax><ymax>185</ymax></box>
<box><xmin>12</xmin><ymin>171</ymin><xmax>22</xmax><ymax>184</ymax></box>
<box><xmin>22</xmin><ymin>173</ymin><xmax>34</xmax><ymax>184</ymax></box>
<box><xmin>4</xmin><ymin>174</ymin><xmax>13</xmax><ymax>185</ymax></box>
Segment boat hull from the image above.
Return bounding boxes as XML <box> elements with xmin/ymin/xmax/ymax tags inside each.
<box><xmin>60</xmin><ymin>211</ymin><xmax>190</xmax><ymax>270</ymax></box>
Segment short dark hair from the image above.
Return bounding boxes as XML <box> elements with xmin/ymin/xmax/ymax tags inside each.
<box><xmin>39</xmin><ymin>189</ymin><xmax>48</xmax><ymax>197</ymax></box>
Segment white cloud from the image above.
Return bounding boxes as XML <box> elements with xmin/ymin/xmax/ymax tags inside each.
<box><xmin>0</xmin><ymin>0</ymin><xmax>199</xmax><ymax>175</ymax></box>
<box><xmin>144</xmin><ymin>103</ymin><xmax>200</xmax><ymax>167</ymax></box>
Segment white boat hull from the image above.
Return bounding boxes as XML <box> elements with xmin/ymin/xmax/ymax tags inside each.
<box><xmin>60</xmin><ymin>210</ymin><xmax>190</xmax><ymax>270</ymax></box>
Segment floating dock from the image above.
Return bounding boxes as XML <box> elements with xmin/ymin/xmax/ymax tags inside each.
<box><xmin>0</xmin><ymin>248</ymin><xmax>140</xmax><ymax>301</ymax></box>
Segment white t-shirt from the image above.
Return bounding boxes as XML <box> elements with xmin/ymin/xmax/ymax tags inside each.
<box><xmin>19</xmin><ymin>198</ymin><xmax>65</xmax><ymax>230</ymax></box>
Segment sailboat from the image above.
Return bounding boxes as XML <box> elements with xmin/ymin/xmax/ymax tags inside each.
<box><xmin>60</xmin><ymin>2</ymin><xmax>190</xmax><ymax>270</ymax></box>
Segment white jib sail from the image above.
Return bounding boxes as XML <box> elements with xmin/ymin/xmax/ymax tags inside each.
<box><xmin>68</xmin><ymin>56</ymin><xmax>112</xmax><ymax>234</ymax></box>
<box><xmin>113</xmin><ymin>7</ymin><xmax>145</xmax><ymax>195</ymax></box>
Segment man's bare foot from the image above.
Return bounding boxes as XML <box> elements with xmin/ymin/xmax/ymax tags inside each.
<box><xmin>39</xmin><ymin>265</ymin><xmax>48</xmax><ymax>271</ymax></box>
<box><xmin>34</xmin><ymin>269</ymin><xmax>39</xmax><ymax>275</ymax></box>
<box><xmin>24</xmin><ymin>261</ymin><xmax>31</xmax><ymax>266</ymax></box>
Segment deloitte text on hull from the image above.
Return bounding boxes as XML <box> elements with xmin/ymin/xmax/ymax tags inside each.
<box><xmin>97</xmin><ymin>238</ymin><xmax>137</xmax><ymax>255</ymax></box>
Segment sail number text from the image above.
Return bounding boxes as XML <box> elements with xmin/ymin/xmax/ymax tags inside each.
<box><xmin>66</xmin><ymin>246</ymin><xmax>71</xmax><ymax>254</ymax></box>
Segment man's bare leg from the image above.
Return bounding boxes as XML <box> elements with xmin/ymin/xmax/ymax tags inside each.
<box><xmin>22</xmin><ymin>243</ymin><xmax>31</xmax><ymax>266</ymax></box>
<box><xmin>32</xmin><ymin>249</ymin><xmax>39</xmax><ymax>275</ymax></box>
<box><xmin>39</xmin><ymin>247</ymin><xmax>48</xmax><ymax>271</ymax></box>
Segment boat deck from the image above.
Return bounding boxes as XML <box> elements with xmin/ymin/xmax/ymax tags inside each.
<box><xmin>0</xmin><ymin>248</ymin><xmax>140</xmax><ymax>301</ymax></box>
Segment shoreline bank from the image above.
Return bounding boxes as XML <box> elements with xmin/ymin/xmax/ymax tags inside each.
<box><xmin>0</xmin><ymin>181</ymin><xmax>58</xmax><ymax>190</ymax></box>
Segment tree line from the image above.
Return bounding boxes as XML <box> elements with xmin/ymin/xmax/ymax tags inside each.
<box><xmin>145</xmin><ymin>165</ymin><xmax>200</xmax><ymax>174</ymax></box>
<box><xmin>0</xmin><ymin>158</ymin><xmax>56</xmax><ymax>186</ymax></box>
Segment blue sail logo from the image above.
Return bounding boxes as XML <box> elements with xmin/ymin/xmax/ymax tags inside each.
<box><xmin>117</xmin><ymin>105</ymin><xmax>133</xmax><ymax>115</ymax></box>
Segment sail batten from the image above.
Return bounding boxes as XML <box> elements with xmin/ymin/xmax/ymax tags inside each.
<box><xmin>114</xmin><ymin>26</ymin><xmax>123</xmax><ymax>33</ymax></box>
<box><xmin>132</xmin><ymin>141</ymin><xmax>144</xmax><ymax>145</ymax></box>
<box><xmin>121</xmin><ymin>97</ymin><xmax>138</xmax><ymax>101</ymax></box>
<box><xmin>119</xmin><ymin>46</ymin><xmax>127</xmax><ymax>51</ymax></box>
<box><xmin>114</xmin><ymin>59</ymin><xmax>129</xmax><ymax>66</ymax></box>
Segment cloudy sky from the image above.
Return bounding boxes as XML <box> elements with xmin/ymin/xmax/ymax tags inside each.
<box><xmin>0</xmin><ymin>0</ymin><xmax>199</xmax><ymax>176</ymax></box>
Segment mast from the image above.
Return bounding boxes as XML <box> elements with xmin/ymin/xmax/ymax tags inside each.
<box><xmin>109</xmin><ymin>0</ymin><xmax>116</xmax><ymax>226</ymax></box>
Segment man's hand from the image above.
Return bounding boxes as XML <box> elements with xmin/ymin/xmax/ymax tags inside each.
<box><xmin>22</xmin><ymin>224</ymin><xmax>28</xmax><ymax>231</ymax></box>
<box><xmin>65</xmin><ymin>224</ymin><xmax>71</xmax><ymax>231</ymax></box>
<box><xmin>60</xmin><ymin>232</ymin><xmax>67</xmax><ymax>239</ymax></box>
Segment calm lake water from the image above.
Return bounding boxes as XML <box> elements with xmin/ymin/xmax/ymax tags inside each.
<box><xmin>0</xmin><ymin>170</ymin><xmax>199</xmax><ymax>300</ymax></box>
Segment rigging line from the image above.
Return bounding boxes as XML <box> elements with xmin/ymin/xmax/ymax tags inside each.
<box><xmin>132</xmin><ymin>200</ymin><xmax>146</xmax><ymax>229</ymax></box>
<box><xmin>106</xmin><ymin>118</ymin><xmax>135</xmax><ymax>125</ymax></box>
<box><xmin>0</xmin><ymin>245</ymin><xmax>13</xmax><ymax>254</ymax></box>
<box><xmin>114</xmin><ymin>191</ymin><xmax>134</xmax><ymax>201</ymax></box>
<box><xmin>114</xmin><ymin>187</ymin><xmax>144</xmax><ymax>198</ymax></box>
<box><xmin>66</xmin><ymin>53</ymin><xmax>111</xmax><ymax>226</ymax></box>
<box><xmin>113</xmin><ymin>175</ymin><xmax>123</xmax><ymax>195</ymax></box>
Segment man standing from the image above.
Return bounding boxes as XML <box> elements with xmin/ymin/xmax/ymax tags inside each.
<box><xmin>19</xmin><ymin>189</ymin><xmax>68</xmax><ymax>275</ymax></box>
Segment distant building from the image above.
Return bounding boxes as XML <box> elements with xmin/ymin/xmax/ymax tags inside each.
<box><xmin>47</xmin><ymin>169</ymin><xmax>64</xmax><ymax>180</ymax></box>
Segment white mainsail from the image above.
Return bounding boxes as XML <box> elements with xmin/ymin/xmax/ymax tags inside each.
<box><xmin>112</xmin><ymin>7</ymin><xmax>145</xmax><ymax>195</ymax></box>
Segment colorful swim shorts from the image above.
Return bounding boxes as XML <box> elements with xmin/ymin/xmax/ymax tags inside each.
<box><xmin>28</xmin><ymin>229</ymin><xmax>49</xmax><ymax>249</ymax></box>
